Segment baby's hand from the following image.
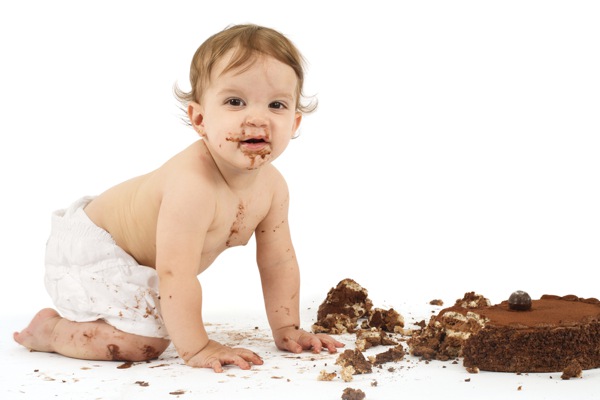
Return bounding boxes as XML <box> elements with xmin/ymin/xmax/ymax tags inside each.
<box><xmin>185</xmin><ymin>340</ymin><xmax>264</xmax><ymax>373</ymax></box>
<box><xmin>273</xmin><ymin>326</ymin><xmax>345</xmax><ymax>354</ymax></box>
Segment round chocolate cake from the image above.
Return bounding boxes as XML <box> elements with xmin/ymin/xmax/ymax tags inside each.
<box><xmin>409</xmin><ymin>292</ymin><xmax>600</xmax><ymax>373</ymax></box>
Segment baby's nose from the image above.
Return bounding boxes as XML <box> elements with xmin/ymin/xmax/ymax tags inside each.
<box><xmin>244</xmin><ymin>114</ymin><xmax>268</xmax><ymax>127</ymax></box>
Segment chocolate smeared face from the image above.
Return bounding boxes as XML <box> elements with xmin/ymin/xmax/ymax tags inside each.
<box><xmin>191</xmin><ymin>52</ymin><xmax>302</xmax><ymax>172</ymax></box>
<box><xmin>226</xmin><ymin>132</ymin><xmax>272</xmax><ymax>169</ymax></box>
<box><xmin>508</xmin><ymin>290</ymin><xmax>532</xmax><ymax>311</ymax></box>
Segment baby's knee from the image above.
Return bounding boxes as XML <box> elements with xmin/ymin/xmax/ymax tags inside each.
<box><xmin>137</xmin><ymin>337</ymin><xmax>171</xmax><ymax>361</ymax></box>
<box><xmin>107</xmin><ymin>337</ymin><xmax>170</xmax><ymax>362</ymax></box>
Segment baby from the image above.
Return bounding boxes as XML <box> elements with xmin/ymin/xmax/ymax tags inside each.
<box><xmin>14</xmin><ymin>24</ymin><xmax>344</xmax><ymax>372</ymax></box>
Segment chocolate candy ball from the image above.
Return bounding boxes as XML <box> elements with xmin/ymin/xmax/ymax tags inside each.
<box><xmin>508</xmin><ymin>290</ymin><xmax>532</xmax><ymax>311</ymax></box>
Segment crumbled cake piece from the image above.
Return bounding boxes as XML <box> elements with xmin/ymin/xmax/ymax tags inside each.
<box><xmin>364</xmin><ymin>307</ymin><xmax>404</xmax><ymax>333</ymax></box>
<box><xmin>317</xmin><ymin>369</ymin><xmax>337</xmax><ymax>381</ymax></box>
<box><xmin>340</xmin><ymin>365</ymin><xmax>355</xmax><ymax>382</ymax></box>
<box><xmin>430</xmin><ymin>299</ymin><xmax>444</xmax><ymax>306</ymax></box>
<box><xmin>313</xmin><ymin>279</ymin><xmax>373</xmax><ymax>334</ymax></box>
<box><xmin>336</xmin><ymin>349</ymin><xmax>372</xmax><ymax>375</ymax></box>
<box><xmin>370</xmin><ymin>344</ymin><xmax>406</xmax><ymax>365</ymax></box>
<box><xmin>313</xmin><ymin>313</ymin><xmax>357</xmax><ymax>334</ymax></box>
<box><xmin>408</xmin><ymin>292</ymin><xmax>490</xmax><ymax>361</ymax></box>
<box><xmin>408</xmin><ymin>309</ymin><xmax>488</xmax><ymax>361</ymax></box>
<box><xmin>318</xmin><ymin>279</ymin><xmax>373</xmax><ymax>319</ymax></box>
<box><xmin>341</xmin><ymin>387</ymin><xmax>366</xmax><ymax>400</ymax></box>
<box><xmin>561</xmin><ymin>360</ymin><xmax>583</xmax><ymax>380</ymax></box>
<box><xmin>313</xmin><ymin>279</ymin><xmax>407</xmax><ymax>337</ymax></box>
<box><xmin>454</xmin><ymin>292</ymin><xmax>490</xmax><ymax>308</ymax></box>
<box><xmin>355</xmin><ymin>327</ymin><xmax>398</xmax><ymax>351</ymax></box>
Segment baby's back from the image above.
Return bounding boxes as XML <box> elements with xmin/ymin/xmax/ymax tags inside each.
<box><xmin>84</xmin><ymin>171</ymin><xmax>162</xmax><ymax>268</ymax></box>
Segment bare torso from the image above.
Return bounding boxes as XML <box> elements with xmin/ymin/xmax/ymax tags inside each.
<box><xmin>84</xmin><ymin>140</ymin><xmax>274</xmax><ymax>273</ymax></box>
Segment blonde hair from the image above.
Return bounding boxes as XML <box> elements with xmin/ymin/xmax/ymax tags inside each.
<box><xmin>174</xmin><ymin>24</ymin><xmax>317</xmax><ymax>116</ymax></box>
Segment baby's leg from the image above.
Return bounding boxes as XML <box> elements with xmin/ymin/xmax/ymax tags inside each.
<box><xmin>13</xmin><ymin>308</ymin><xmax>170</xmax><ymax>362</ymax></box>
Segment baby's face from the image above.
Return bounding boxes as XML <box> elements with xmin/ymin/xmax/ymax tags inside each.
<box><xmin>195</xmin><ymin>52</ymin><xmax>302</xmax><ymax>171</ymax></box>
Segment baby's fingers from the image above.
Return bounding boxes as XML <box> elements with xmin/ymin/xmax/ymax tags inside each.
<box><xmin>207</xmin><ymin>354</ymin><xmax>251</xmax><ymax>373</ymax></box>
<box><xmin>219</xmin><ymin>350</ymin><xmax>263</xmax><ymax>372</ymax></box>
<box><xmin>288</xmin><ymin>333</ymin><xmax>323</xmax><ymax>354</ymax></box>
<box><xmin>281</xmin><ymin>337</ymin><xmax>303</xmax><ymax>353</ymax></box>
<box><xmin>317</xmin><ymin>334</ymin><xmax>345</xmax><ymax>353</ymax></box>
<box><xmin>297</xmin><ymin>333</ymin><xmax>344</xmax><ymax>354</ymax></box>
<box><xmin>304</xmin><ymin>335</ymin><xmax>324</xmax><ymax>353</ymax></box>
<box><xmin>209</xmin><ymin>358</ymin><xmax>225</xmax><ymax>373</ymax></box>
<box><xmin>239</xmin><ymin>349</ymin><xmax>264</xmax><ymax>366</ymax></box>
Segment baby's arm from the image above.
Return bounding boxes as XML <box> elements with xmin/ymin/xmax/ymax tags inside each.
<box><xmin>155</xmin><ymin>182</ymin><xmax>262</xmax><ymax>372</ymax></box>
<box><xmin>255</xmin><ymin>178</ymin><xmax>344</xmax><ymax>354</ymax></box>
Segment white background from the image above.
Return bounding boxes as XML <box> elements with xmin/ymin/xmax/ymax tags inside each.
<box><xmin>1</xmin><ymin>0</ymin><xmax>599</xmax><ymax>318</ymax></box>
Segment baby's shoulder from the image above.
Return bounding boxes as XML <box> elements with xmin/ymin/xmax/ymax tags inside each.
<box><xmin>159</xmin><ymin>143</ymin><xmax>217</xmax><ymax>182</ymax></box>
<box><xmin>256</xmin><ymin>165</ymin><xmax>290</xmax><ymax>202</ymax></box>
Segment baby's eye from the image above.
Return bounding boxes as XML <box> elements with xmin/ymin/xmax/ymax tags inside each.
<box><xmin>226</xmin><ymin>98</ymin><xmax>245</xmax><ymax>107</ymax></box>
<box><xmin>269</xmin><ymin>101</ymin><xmax>287</xmax><ymax>110</ymax></box>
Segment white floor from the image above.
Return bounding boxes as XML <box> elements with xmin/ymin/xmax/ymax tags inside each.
<box><xmin>2</xmin><ymin>2</ymin><xmax>599</xmax><ymax>399</ymax></box>
<box><xmin>3</xmin><ymin>295</ymin><xmax>599</xmax><ymax>400</ymax></box>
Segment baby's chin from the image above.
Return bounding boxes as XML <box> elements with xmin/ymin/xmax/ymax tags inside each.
<box><xmin>242</xmin><ymin>152</ymin><xmax>273</xmax><ymax>170</ymax></box>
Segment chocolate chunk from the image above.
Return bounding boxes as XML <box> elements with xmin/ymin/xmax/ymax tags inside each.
<box><xmin>508</xmin><ymin>291</ymin><xmax>532</xmax><ymax>311</ymax></box>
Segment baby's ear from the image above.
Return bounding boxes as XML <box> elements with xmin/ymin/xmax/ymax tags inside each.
<box><xmin>187</xmin><ymin>102</ymin><xmax>205</xmax><ymax>136</ymax></box>
<box><xmin>291</xmin><ymin>112</ymin><xmax>302</xmax><ymax>138</ymax></box>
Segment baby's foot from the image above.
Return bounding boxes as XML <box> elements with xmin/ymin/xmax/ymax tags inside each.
<box><xmin>13</xmin><ymin>308</ymin><xmax>61</xmax><ymax>353</ymax></box>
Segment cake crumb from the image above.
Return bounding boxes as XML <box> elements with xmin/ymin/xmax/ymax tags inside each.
<box><xmin>371</xmin><ymin>345</ymin><xmax>406</xmax><ymax>365</ymax></box>
<box><xmin>340</xmin><ymin>365</ymin><xmax>355</xmax><ymax>382</ymax></box>
<box><xmin>336</xmin><ymin>349</ymin><xmax>373</xmax><ymax>375</ymax></box>
<box><xmin>341</xmin><ymin>387</ymin><xmax>366</xmax><ymax>400</ymax></box>
<box><xmin>117</xmin><ymin>361</ymin><xmax>134</xmax><ymax>369</ymax></box>
<box><xmin>430</xmin><ymin>299</ymin><xmax>444</xmax><ymax>306</ymax></box>
<box><xmin>317</xmin><ymin>370</ymin><xmax>337</xmax><ymax>381</ymax></box>
<box><xmin>455</xmin><ymin>292</ymin><xmax>491</xmax><ymax>308</ymax></box>
<box><xmin>561</xmin><ymin>360</ymin><xmax>583</xmax><ymax>380</ymax></box>
<box><xmin>466</xmin><ymin>366</ymin><xmax>479</xmax><ymax>374</ymax></box>
<box><xmin>355</xmin><ymin>327</ymin><xmax>397</xmax><ymax>351</ymax></box>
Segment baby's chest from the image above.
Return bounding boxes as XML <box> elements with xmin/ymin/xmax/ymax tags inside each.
<box><xmin>211</xmin><ymin>200</ymin><xmax>269</xmax><ymax>248</ymax></box>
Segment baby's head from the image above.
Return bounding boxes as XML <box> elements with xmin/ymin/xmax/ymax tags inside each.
<box><xmin>175</xmin><ymin>24</ymin><xmax>316</xmax><ymax>115</ymax></box>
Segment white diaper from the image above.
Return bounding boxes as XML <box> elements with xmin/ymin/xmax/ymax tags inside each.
<box><xmin>44</xmin><ymin>196</ymin><xmax>169</xmax><ymax>339</ymax></box>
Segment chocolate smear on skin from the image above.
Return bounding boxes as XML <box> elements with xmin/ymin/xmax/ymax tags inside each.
<box><xmin>143</xmin><ymin>345</ymin><xmax>160</xmax><ymax>360</ymax></box>
<box><xmin>226</xmin><ymin>202</ymin><xmax>245</xmax><ymax>247</ymax></box>
<box><xmin>107</xmin><ymin>344</ymin><xmax>125</xmax><ymax>361</ymax></box>
<box><xmin>226</xmin><ymin>134</ymin><xmax>272</xmax><ymax>169</ymax></box>
<box><xmin>243</xmin><ymin>147</ymin><xmax>271</xmax><ymax>168</ymax></box>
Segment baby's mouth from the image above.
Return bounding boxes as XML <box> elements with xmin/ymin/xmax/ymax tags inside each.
<box><xmin>242</xmin><ymin>138</ymin><xmax>267</xmax><ymax>144</ymax></box>
<box><xmin>240</xmin><ymin>138</ymin><xmax>271</xmax><ymax>154</ymax></box>
<box><xmin>226</xmin><ymin>136</ymin><xmax>269</xmax><ymax>144</ymax></box>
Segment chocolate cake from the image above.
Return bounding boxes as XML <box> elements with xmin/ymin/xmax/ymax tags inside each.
<box><xmin>312</xmin><ymin>279</ymin><xmax>373</xmax><ymax>334</ymax></box>
<box><xmin>312</xmin><ymin>278</ymin><xmax>404</xmax><ymax>335</ymax></box>
<box><xmin>408</xmin><ymin>292</ymin><xmax>600</xmax><ymax>373</ymax></box>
